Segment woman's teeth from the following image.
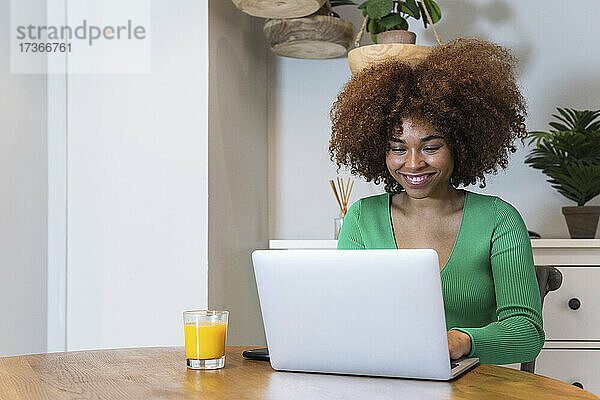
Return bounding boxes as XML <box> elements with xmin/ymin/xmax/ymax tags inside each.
<box><xmin>403</xmin><ymin>174</ymin><xmax>433</xmax><ymax>185</ymax></box>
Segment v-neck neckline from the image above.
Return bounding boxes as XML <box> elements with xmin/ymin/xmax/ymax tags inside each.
<box><xmin>386</xmin><ymin>190</ymin><xmax>470</xmax><ymax>274</ymax></box>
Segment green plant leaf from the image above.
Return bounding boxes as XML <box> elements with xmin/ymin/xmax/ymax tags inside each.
<box><xmin>367</xmin><ymin>17</ymin><xmax>375</xmax><ymax>33</ymax></box>
<box><xmin>398</xmin><ymin>16</ymin><xmax>409</xmax><ymax>30</ymax></box>
<box><xmin>417</xmin><ymin>1</ymin><xmax>428</xmax><ymax>27</ymax></box>
<box><xmin>548</xmin><ymin>122</ymin><xmax>569</xmax><ymax>132</ymax></box>
<box><xmin>400</xmin><ymin>4</ymin><xmax>417</xmax><ymax>18</ymax></box>
<box><xmin>374</xmin><ymin>18</ymin><xmax>385</xmax><ymax>33</ymax></box>
<box><xmin>371</xmin><ymin>31</ymin><xmax>378</xmax><ymax>43</ymax></box>
<box><xmin>366</xmin><ymin>0</ymin><xmax>394</xmax><ymax>19</ymax></box>
<box><xmin>571</xmin><ymin>109</ymin><xmax>600</xmax><ymax>131</ymax></box>
<box><xmin>430</xmin><ymin>0</ymin><xmax>442</xmax><ymax>21</ymax></box>
<box><xmin>367</xmin><ymin>18</ymin><xmax>385</xmax><ymax>36</ymax></box>
<box><xmin>423</xmin><ymin>0</ymin><xmax>441</xmax><ymax>23</ymax></box>
<box><xmin>358</xmin><ymin>0</ymin><xmax>369</xmax><ymax>9</ymax></box>
<box><xmin>526</xmin><ymin>130</ymin><xmax>553</xmax><ymax>146</ymax></box>
<box><xmin>380</xmin><ymin>13</ymin><xmax>407</xmax><ymax>28</ymax></box>
<box><xmin>554</xmin><ymin>108</ymin><xmax>577</xmax><ymax>130</ymax></box>
<box><xmin>403</xmin><ymin>0</ymin><xmax>420</xmax><ymax>19</ymax></box>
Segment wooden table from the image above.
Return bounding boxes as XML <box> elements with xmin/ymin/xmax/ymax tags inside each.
<box><xmin>0</xmin><ymin>347</ymin><xmax>597</xmax><ymax>400</ymax></box>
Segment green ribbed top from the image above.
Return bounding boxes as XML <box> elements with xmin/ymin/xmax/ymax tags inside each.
<box><xmin>337</xmin><ymin>191</ymin><xmax>544</xmax><ymax>365</ymax></box>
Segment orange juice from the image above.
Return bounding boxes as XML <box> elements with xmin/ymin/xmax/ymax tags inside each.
<box><xmin>184</xmin><ymin>322</ymin><xmax>227</xmax><ymax>359</ymax></box>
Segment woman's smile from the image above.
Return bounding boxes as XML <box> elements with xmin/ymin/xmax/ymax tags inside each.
<box><xmin>401</xmin><ymin>172</ymin><xmax>437</xmax><ymax>186</ymax></box>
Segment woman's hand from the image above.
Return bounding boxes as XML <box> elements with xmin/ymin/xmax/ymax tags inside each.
<box><xmin>447</xmin><ymin>330</ymin><xmax>472</xmax><ymax>359</ymax></box>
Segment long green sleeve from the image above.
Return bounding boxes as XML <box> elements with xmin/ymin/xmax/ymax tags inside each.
<box><xmin>451</xmin><ymin>198</ymin><xmax>544</xmax><ymax>364</ymax></box>
<box><xmin>337</xmin><ymin>200</ymin><xmax>365</xmax><ymax>249</ymax></box>
<box><xmin>336</xmin><ymin>191</ymin><xmax>545</xmax><ymax>365</ymax></box>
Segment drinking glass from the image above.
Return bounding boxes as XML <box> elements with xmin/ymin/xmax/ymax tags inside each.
<box><xmin>183</xmin><ymin>310</ymin><xmax>229</xmax><ymax>370</ymax></box>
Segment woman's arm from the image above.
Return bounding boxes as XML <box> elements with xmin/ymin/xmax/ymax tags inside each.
<box><xmin>337</xmin><ymin>200</ymin><xmax>365</xmax><ymax>249</ymax></box>
<box><xmin>452</xmin><ymin>198</ymin><xmax>545</xmax><ymax>364</ymax></box>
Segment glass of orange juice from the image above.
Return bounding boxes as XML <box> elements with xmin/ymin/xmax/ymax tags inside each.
<box><xmin>183</xmin><ymin>310</ymin><xmax>229</xmax><ymax>370</ymax></box>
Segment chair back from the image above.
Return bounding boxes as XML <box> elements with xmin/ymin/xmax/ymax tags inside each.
<box><xmin>520</xmin><ymin>266</ymin><xmax>563</xmax><ymax>373</ymax></box>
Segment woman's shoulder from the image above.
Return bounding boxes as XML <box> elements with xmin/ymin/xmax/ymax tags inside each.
<box><xmin>465</xmin><ymin>190</ymin><xmax>497</xmax><ymax>204</ymax></box>
<box><xmin>357</xmin><ymin>192</ymin><xmax>389</xmax><ymax>207</ymax></box>
<box><xmin>465</xmin><ymin>190</ymin><xmax>524</xmax><ymax>223</ymax></box>
<box><xmin>352</xmin><ymin>193</ymin><xmax>389</xmax><ymax>209</ymax></box>
<box><xmin>346</xmin><ymin>193</ymin><xmax>389</xmax><ymax>219</ymax></box>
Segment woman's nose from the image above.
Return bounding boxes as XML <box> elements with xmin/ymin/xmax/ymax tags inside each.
<box><xmin>407</xmin><ymin>150</ymin><xmax>425</xmax><ymax>168</ymax></box>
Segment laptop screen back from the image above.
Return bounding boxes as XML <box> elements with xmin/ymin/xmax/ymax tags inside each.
<box><xmin>252</xmin><ymin>249</ymin><xmax>453</xmax><ymax>380</ymax></box>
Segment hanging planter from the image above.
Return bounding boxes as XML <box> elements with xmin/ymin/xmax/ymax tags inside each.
<box><xmin>347</xmin><ymin>0</ymin><xmax>442</xmax><ymax>74</ymax></box>
<box><xmin>264</xmin><ymin>4</ymin><xmax>354</xmax><ymax>59</ymax></box>
<box><xmin>232</xmin><ymin>0</ymin><xmax>326</xmax><ymax>19</ymax></box>
<box><xmin>348</xmin><ymin>43</ymin><xmax>432</xmax><ymax>73</ymax></box>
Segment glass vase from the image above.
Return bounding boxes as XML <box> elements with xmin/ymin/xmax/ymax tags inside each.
<box><xmin>334</xmin><ymin>215</ymin><xmax>344</xmax><ymax>240</ymax></box>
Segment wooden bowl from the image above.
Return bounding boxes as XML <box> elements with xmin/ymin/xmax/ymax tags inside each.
<box><xmin>348</xmin><ymin>43</ymin><xmax>433</xmax><ymax>74</ymax></box>
<box><xmin>232</xmin><ymin>0</ymin><xmax>326</xmax><ymax>19</ymax></box>
<box><xmin>264</xmin><ymin>16</ymin><xmax>354</xmax><ymax>60</ymax></box>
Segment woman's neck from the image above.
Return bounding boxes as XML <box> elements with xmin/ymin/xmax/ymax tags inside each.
<box><xmin>396</xmin><ymin>185</ymin><xmax>465</xmax><ymax>217</ymax></box>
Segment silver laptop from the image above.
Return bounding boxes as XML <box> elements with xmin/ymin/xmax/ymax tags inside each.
<box><xmin>251</xmin><ymin>249</ymin><xmax>479</xmax><ymax>380</ymax></box>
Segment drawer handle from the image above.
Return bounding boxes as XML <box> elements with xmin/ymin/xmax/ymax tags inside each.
<box><xmin>572</xmin><ymin>382</ymin><xmax>584</xmax><ymax>389</ymax></box>
<box><xmin>568</xmin><ymin>298</ymin><xmax>581</xmax><ymax>310</ymax></box>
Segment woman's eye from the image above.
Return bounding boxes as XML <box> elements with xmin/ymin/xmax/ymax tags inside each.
<box><xmin>424</xmin><ymin>147</ymin><xmax>441</xmax><ymax>152</ymax></box>
<box><xmin>391</xmin><ymin>148</ymin><xmax>406</xmax><ymax>153</ymax></box>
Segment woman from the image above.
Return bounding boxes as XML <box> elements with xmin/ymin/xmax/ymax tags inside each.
<box><xmin>329</xmin><ymin>39</ymin><xmax>544</xmax><ymax>365</ymax></box>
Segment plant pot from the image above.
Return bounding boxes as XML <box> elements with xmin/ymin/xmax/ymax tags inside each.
<box><xmin>376</xmin><ymin>30</ymin><xmax>416</xmax><ymax>44</ymax></box>
<box><xmin>562</xmin><ymin>206</ymin><xmax>600</xmax><ymax>238</ymax></box>
<box><xmin>347</xmin><ymin>44</ymin><xmax>432</xmax><ymax>74</ymax></box>
<box><xmin>264</xmin><ymin>15</ymin><xmax>354</xmax><ymax>59</ymax></box>
<box><xmin>232</xmin><ymin>0</ymin><xmax>326</xmax><ymax>19</ymax></box>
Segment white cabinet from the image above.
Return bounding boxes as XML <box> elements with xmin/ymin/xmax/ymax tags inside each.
<box><xmin>537</xmin><ymin>265</ymin><xmax>600</xmax><ymax>396</ymax></box>
<box><xmin>543</xmin><ymin>268</ymin><xmax>600</xmax><ymax>340</ymax></box>
<box><xmin>269</xmin><ymin>239</ymin><xmax>600</xmax><ymax>396</ymax></box>
<box><xmin>536</xmin><ymin>348</ymin><xmax>600</xmax><ymax>394</ymax></box>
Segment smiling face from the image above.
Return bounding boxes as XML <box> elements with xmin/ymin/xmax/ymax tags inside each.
<box><xmin>386</xmin><ymin>117</ymin><xmax>455</xmax><ymax>199</ymax></box>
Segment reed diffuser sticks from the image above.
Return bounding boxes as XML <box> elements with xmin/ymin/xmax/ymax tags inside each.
<box><xmin>330</xmin><ymin>177</ymin><xmax>354</xmax><ymax>218</ymax></box>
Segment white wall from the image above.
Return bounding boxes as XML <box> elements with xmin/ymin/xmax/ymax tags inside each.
<box><xmin>4</xmin><ymin>0</ymin><xmax>268</xmax><ymax>354</ymax></box>
<box><xmin>0</xmin><ymin>0</ymin><xmax>48</xmax><ymax>356</ymax></box>
<box><xmin>208</xmin><ymin>0</ymin><xmax>268</xmax><ymax>346</ymax></box>
<box><xmin>65</xmin><ymin>0</ymin><xmax>209</xmax><ymax>350</ymax></box>
<box><xmin>269</xmin><ymin>1</ymin><xmax>600</xmax><ymax>240</ymax></box>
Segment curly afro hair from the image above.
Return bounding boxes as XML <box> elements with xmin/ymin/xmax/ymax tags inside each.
<box><xmin>329</xmin><ymin>38</ymin><xmax>528</xmax><ymax>193</ymax></box>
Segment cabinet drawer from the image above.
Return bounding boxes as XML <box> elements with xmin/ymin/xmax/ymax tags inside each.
<box><xmin>543</xmin><ymin>267</ymin><xmax>600</xmax><ymax>340</ymax></box>
<box><xmin>536</xmin><ymin>349</ymin><xmax>600</xmax><ymax>396</ymax></box>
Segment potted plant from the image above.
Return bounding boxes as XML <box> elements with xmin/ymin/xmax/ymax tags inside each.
<box><xmin>358</xmin><ymin>0</ymin><xmax>441</xmax><ymax>44</ymax></box>
<box><xmin>525</xmin><ymin>108</ymin><xmax>600</xmax><ymax>238</ymax></box>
